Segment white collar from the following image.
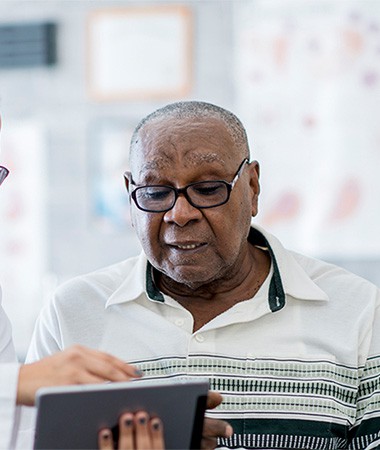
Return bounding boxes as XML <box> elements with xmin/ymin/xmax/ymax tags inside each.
<box><xmin>105</xmin><ymin>224</ymin><xmax>328</xmax><ymax>309</ymax></box>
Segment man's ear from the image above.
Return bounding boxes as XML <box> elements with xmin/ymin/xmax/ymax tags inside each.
<box><xmin>247</xmin><ymin>160</ymin><xmax>260</xmax><ymax>217</ymax></box>
<box><xmin>124</xmin><ymin>172</ymin><xmax>131</xmax><ymax>193</ymax></box>
<box><xmin>123</xmin><ymin>172</ymin><xmax>135</xmax><ymax>227</ymax></box>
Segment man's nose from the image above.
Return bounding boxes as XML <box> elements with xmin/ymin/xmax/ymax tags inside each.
<box><xmin>163</xmin><ymin>194</ymin><xmax>202</xmax><ymax>226</ymax></box>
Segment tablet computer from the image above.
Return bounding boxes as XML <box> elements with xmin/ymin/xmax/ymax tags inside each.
<box><xmin>34</xmin><ymin>378</ymin><xmax>209</xmax><ymax>450</ymax></box>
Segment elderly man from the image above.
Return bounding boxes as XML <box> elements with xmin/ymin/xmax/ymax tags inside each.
<box><xmin>26</xmin><ymin>101</ymin><xmax>380</xmax><ymax>449</ymax></box>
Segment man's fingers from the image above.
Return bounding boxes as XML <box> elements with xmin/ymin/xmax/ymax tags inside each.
<box><xmin>98</xmin><ymin>429</ymin><xmax>114</xmax><ymax>450</ymax></box>
<box><xmin>201</xmin><ymin>393</ymin><xmax>232</xmax><ymax>449</ymax></box>
<box><xmin>201</xmin><ymin>436</ymin><xmax>218</xmax><ymax>450</ymax></box>
<box><xmin>201</xmin><ymin>418</ymin><xmax>233</xmax><ymax>450</ymax></box>
<box><xmin>203</xmin><ymin>417</ymin><xmax>233</xmax><ymax>439</ymax></box>
<box><xmin>206</xmin><ymin>391</ymin><xmax>223</xmax><ymax>409</ymax></box>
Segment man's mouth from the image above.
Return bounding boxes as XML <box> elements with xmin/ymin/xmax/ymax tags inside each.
<box><xmin>168</xmin><ymin>242</ymin><xmax>206</xmax><ymax>250</ymax></box>
<box><xmin>176</xmin><ymin>243</ymin><xmax>201</xmax><ymax>250</ymax></box>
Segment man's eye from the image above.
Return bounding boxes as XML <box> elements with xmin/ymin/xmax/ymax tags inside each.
<box><xmin>140</xmin><ymin>189</ymin><xmax>171</xmax><ymax>201</ymax></box>
<box><xmin>193</xmin><ymin>183</ymin><xmax>224</xmax><ymax>196</ymax></box>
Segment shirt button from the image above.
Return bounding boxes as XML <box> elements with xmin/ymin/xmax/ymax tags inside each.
<box><xmin>175</xmin><ymin>318</ymin><xmax>184</xmax><ymax>327</ymax></box>
<box><xmin>195</xmin><ymin>334</ymin><xmax>205</xmax><ymax>343</ymax></box>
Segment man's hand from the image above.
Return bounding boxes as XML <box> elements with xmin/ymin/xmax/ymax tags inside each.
<box><xmin>98</xmin><ymin>412</ymin><xmax>164</xmax><ymax>450</ymax></box>
<box><xmin>17</xmin><ymin>345</ymin><xmax>142</xmax><ymax>406</ymax></box>
<box><xmin>202</xmin><ymin>391</ymin><xmax>233</xmax><ymax>450</ymax></box>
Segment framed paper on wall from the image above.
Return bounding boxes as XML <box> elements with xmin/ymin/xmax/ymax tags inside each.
<box><xmin>87</xmin><ymin>118</ymin><xmax>135</xmax><ymax>233</ymax></box>
<box><xmin>87</xmin><ymin>5</ymin><xmax>193</xmax><ymax>101</ymax></box>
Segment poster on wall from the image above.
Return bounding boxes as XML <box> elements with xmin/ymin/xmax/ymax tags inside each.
<box><xmin>234</xmin><ymin>0</ymin><xmax>380</xmax><ymax>258</ymax></box>
<box><xmin>87</xmin><ymin>5</ymin><xmax>193</xmax><ymax>101</ymax></box>
<box><xmin>0</xmin><ymin>121</ymin><xmax>47</xmax><ymax>357</ymax></box>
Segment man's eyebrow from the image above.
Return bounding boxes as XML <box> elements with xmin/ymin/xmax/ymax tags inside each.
<box><xmin>141</xmin><ymin>156</ymin><xmax>172</xmax><ymax>171</ymax></box>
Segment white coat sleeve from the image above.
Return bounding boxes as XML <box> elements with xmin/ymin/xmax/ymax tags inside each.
<box><xmin>14</xmin><ymin>298</ymin><xmax>63</xmax><ymax>450</ymax></box>
<box><xmin>0</xmin><ymin>286</ymin><xmax>20</xmax><ymax>450</ymax></box>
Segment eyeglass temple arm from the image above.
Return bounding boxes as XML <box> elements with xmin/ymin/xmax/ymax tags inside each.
<box><xmin>0</xmin><ymin>166</ymin><xmax>9</xmax><ymax>185</ymax></box>
<box><xmin>230</xmin><ymin>159</ymin><xmax>249</xmax><ymax>189</ymax></box>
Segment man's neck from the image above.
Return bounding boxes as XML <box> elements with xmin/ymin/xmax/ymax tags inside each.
<box><xmin>156</xmin><ymin>244</ymin><xmax>271</xmax><ymax>332</ymax></box>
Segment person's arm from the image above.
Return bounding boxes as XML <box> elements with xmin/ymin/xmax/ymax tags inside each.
<box><xmin>0</xmin><ymin>297</ymin><xmax>20</xmax><ymax>450</ymax></box>
<box><xmin>12</xmin><ymin>348</ymin><xmax>142</xmax><ymax>450</ymax></box>
<box><xmin>0</xmin><ymin>363</ymin><xmax>20</xmax><ymax>450</ymax></box>
<box><xmin>17</xmin><ymin>345</ymin><xmax>143</xmax><ymax>406</ymax></box>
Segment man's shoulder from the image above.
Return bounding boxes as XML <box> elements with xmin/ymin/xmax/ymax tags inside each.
<box><xmin>250</xmin><ymin>223</ymin><xmax>379</xmax><ymax>305</ymax></box>
<box><xmin>53</xmin><ymin>255</ymin><xmax>142</xmax><ymax>304</ymax></box>
<box><xmin>291</xmin><ymin>250</ymin><xmax>379</xmax><ymax>298</ymax></box>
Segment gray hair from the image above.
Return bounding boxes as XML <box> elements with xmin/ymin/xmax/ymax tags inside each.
<box><xmin>129</xmin><ymin>101</ymin><xmax>250</xmax><ymax>163</ymax></box>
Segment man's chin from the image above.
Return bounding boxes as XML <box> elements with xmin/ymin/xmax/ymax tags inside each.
<box><xmin>164</xmin><ymin>266</ymin><xmax>218</xmax><ymax>290</ymax></box>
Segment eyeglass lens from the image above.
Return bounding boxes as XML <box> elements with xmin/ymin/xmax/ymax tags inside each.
<box><xmin>135</xmin><ymin>181</ymin><xmax>229</xmax><ymax>211</ymax></box>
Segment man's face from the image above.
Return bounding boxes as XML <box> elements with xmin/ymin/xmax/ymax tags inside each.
<box><xmin>129</xmin><ymin>116</ymin><xmax>260</xmax><ymax>289</ymax></box>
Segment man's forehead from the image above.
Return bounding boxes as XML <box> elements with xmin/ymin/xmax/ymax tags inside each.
<box><xmin>139</xmin><ymin>115</ymin><xmax>231</xmax><ymax>143</ymax></box>
<box><xmin>129</xmin><ymin>114</ymin><xmax>244</xmax><ymax>177</ymax></box>
<box><xmin>133</xmin><ymin>118</ymin><xmax>232</xmax><ymax>165</ymax></box>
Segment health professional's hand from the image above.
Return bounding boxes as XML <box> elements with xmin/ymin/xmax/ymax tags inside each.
<box><xmin>17</xmin><ymin>345</ymin><xmax>142</xmax><ymax>406</ymax></box>
<box><xmin>98</xmin><ymin>411</ymin><xmax>165</xmax><ymax>450</ymax></box>
<box><xmin>202</xmin><ymin>391</ymin><xmax>233</xmax><ymax>450</ymax></box>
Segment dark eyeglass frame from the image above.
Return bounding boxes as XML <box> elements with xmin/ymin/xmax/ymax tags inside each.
<box><xmin>0</xmin><ymin>166</ymin><xmax>9</xmax><ymax>186</ymax></box>
<box><xmin>124</xmin><ymin>158</ymin><xmax>249</xmax><ymax>213</ymax></box>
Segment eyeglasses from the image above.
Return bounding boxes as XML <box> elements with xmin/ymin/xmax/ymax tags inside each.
<box><xmin>0</xmin><ymin>166</ymin><xmax>9</xmax><ymax>186</ymax></box>
<box><xmin>124</xmin><ymin>158</ymin><xmax>249</xmax><ymax>213</ymax></box>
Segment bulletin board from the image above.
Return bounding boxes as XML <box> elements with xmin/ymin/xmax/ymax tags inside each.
<box><xmin>86</xmin><ymin>5</ymin><xmax>193</xmax><ymax>101</ymax></box>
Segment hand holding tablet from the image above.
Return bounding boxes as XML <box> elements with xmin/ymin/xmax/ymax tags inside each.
<box><xmin>98</xmin><ymin>411</ymin><xmax>165</xmax><ymax>450</ymax></box>
<box><xmin>96</xmin><ymin>391</ymin><xmax>232</xmax><ymax>450</ymax></box>
<box><xmin>34</xmin><ymin>379</ymin><xmax>209</xmax><ymax>449</ymax></box>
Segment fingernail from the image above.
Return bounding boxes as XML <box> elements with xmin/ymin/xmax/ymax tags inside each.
<box><xmin>152</xmin><ymin>420</ymin><xmax>160</xmax><ymax>431</ymax></box>
<box><xmin>102</xmin><ymin>431</ymin><xmax>111</xmax><ymax>440</ymax></box>
<box><xmin>124</xmin><ymin>418</ymin><xmax>133</xmax><ymax>427</ymax></box>
<box><xmin>134</xmin><ymin>369</ymin><xmax>144</xmax><ymax>377</ymax></box>
<box><xmin>139</xmin><ymin>416</ymin><xmax>147</xmax><ymax>425</ymax></box>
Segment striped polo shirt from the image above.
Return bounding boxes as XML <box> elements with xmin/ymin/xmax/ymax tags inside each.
<box><xmin>26</xmin><ymin>224</ymin><xmax>380</xmax><ymax>449</ymax></box>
